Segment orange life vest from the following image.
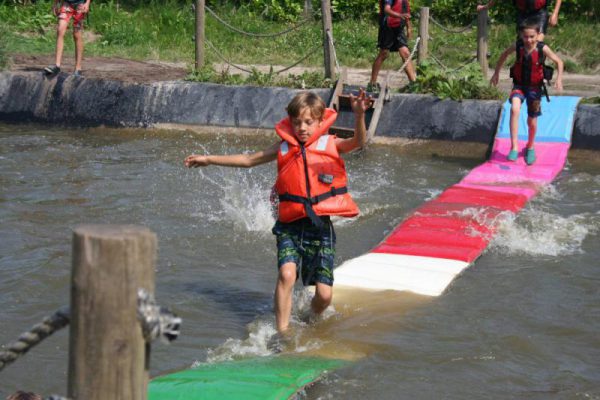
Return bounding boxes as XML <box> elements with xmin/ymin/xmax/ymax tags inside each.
<box><xmin>274</xmin><ymin>108</ymin><xmax>360</xmax><ymax>226</ymax></box>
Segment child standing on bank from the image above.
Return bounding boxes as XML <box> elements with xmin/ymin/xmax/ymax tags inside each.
<box><xmin>491</xmin><ymin>20</ymin><xmax>563</xmax><ymax>165</ymax></box>
<box><xmin>44</xmin><ymin>0</ymin><xmax>91</xmax><ymax>76</ymax></box>
<box><xmin>477</xmin><ymin>0</ymin><xmax>562</xmax><ymax>41</ymax></box>
<box><xmin>184</xmin><ymin>91</ymin><xmax>372</xmax><ymax>333</ymax></box>
<box><xmin>368</xmin><ymin>0</ymin><xmax>416</xmax><ymax>93</ymax></box>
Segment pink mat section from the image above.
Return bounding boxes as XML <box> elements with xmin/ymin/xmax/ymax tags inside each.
<box><xmin>372</xmin><ymin>136</ymin><xmax>571</xmax><ymax>264</ymax></box>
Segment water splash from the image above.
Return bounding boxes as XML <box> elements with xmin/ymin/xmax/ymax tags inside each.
<box><xmin>490</xmin><ymin>207</ymin><xmax>598</xmax><ymax>256</ymax></box>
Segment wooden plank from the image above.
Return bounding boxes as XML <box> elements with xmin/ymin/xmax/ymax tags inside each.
<box><xmin>366</xmin><ymin>71</ymin><xmax>389</xmax><ymax>141</ymax></box>
<box><xmin>328</xmin><ymin>68</ymin><xmax>347</xmax><ymax>112</ymax></box>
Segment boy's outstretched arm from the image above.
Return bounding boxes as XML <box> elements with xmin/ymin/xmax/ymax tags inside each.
<box><xmin>549</xmin><ymin>0</ymin><xmax>562</xmax><ymax>26</ymax></box>
<box><xmin>184</xmin><ymin>142</ymin><xmax>279</xmax><ymax>168</ymax></box>
<box><xmin>335</xmin><ymin>89</ymin><xmax>373</xmax><ymax>154</ymax></box>
<box><xmin>543</xmin><ymin>45</ymin><xmax>564</xmax><ymax>91</ymax></box>
<box><xmin>490</xmin><ymin>44</ymin><xmax>515</xmax><ymax>86</ymax></box>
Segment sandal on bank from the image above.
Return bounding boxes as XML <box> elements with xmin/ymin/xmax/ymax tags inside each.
<box><xmin>44</xmin><ymin>65</ymin><xmax>60</xmax><ymax>75</ymax></box>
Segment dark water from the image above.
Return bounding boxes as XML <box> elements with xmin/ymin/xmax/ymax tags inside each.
<box><xmin>0</xmin><ymin>124</ymin><xmax>599</xmax><ymax>399</ymax></box>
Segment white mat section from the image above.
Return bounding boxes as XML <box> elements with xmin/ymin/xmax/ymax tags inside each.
<box><xmin>334</xmin><ymin>253</ymin><xmax>470</xmax><ymax>296</ymax></box>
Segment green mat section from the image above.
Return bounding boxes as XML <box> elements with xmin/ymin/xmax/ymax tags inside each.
<box><xmin>148</xmin><ymin>355</ymin><xmax>347</xmax><ymax>400</ymax></box>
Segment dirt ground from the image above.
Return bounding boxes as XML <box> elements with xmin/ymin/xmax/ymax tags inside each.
<box><xmin>9</xmin><ymin>53</ymin><xmax>600</xmax><ymax>98</ymax></box>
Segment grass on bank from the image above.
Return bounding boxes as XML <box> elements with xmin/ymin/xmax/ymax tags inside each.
<box><xmin>1</xmin><ymin>0</ymin><xmax>598</xmax><ymax>99</ymax></box>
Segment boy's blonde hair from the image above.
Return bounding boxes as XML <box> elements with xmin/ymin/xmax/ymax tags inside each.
<box><xmin>7</xmin><ymin>391</ymin><xmax>42</xmax><ymax>400</ymax></box>
<box><xmin>286</xmin><ymin>92</ymin><xmax>326</xmax><ymax>120</ymax></box>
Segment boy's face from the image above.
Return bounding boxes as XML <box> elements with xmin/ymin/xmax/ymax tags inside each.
<box><xmin>520</xmin><ymin>28</ymin><xmax>539</xmax><ymax>49</ymax></box>
<box><xmin>291</xmin><ymin>107</ymin><xmax>320</xmax><ymax>143</ymax></box>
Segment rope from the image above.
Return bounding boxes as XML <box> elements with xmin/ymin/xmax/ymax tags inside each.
<box><xmin>429</xmin><ymin>15</ymin><xmax>476</xmax><ymax>34</ymax></box>
<box><xmin>206</xmin><ymin>39</ymin><xmax>321</xmax><ymax>75</ymax></box>
<box><xmin>0</xmin><ymin>291</ymin><xmax>180</xmax><ymax>373</ymax></box>
<box><xmin>137</xmin><ymin>289</ymin><xmax>182</xmax><ymax>344</ymax></box>
<box><xmin>205</xmin><ymin>5</ymin><xmax>311</xmax><ymax>38</ymax></box>
<box><xmin>326</xmin><ymin>29</ymin><xmax>340</xmax><ymax>76</ymax></box>
<box><xmin>0</xmin><ymin>307</ymin><xmax>70</xmax><ymax>372</ymax></box>
<box><xmin>398</xmin><ymin>36</ymin><xmax>420</xmax><ymax>74</ymax></box>
<box><xmin>430</xmin><ymin>54</ymin><xmax>478</xmax><ymax>73</ymax></box>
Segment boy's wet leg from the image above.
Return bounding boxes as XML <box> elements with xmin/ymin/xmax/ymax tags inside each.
<box><xmin>311</xmin><ymin>282</ymin><xmax>332</xmax><ymax>315</ymax></box>
<box><xmin>274</xmin><ymin>262</ymin><xmax>296</xmax><ymax>332</ymax></box>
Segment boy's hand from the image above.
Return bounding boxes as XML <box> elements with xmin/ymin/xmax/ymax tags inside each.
<box><xmin>490</xmin><ymin>72</ymin><xmax>499</xmax><ymax>87</ymax></box>
<box><xmin>184</xmin><ymin>154</ymin><xmax>210</xmax><ymax>168</ymax></box>
<box><xmin>554</xmin><ymin>78</ymin><xmax>563</xmax><ymax>92</ymax></box>
<box><xmin>350</xmin><ymin>89</ymin><xmax>373</xmax><ymax>116</ymax></box>
<box><xmin>77</xmin><ymin>2</ymin><xmax>89</xmax><ymax>13</ymax></box>
<box><xmin>549</xmin><ymin>13</ymin><xmax>558</xmax><ymax>26</ymax></box>
<box><xmin>52</xmin><ymin>2</ymin><xmax>60</xmax><ymax>16</ymax></box>
<box><xmin>477</xmin><ymin>4</ymin><xmax>487</xmax><ymax>11</ymax></box>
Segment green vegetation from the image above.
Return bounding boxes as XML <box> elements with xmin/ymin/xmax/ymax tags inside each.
<box><xmin>0</xmin><ymin>0</ymin><xmax>598</xmax><ymax>97</ymax></box>
<box><xmin>0</xmin><ymin>23</ymin><xmax>10</xmax><ymax>70</ymax></box>
<box><xmin>581</xmin><ymin>96</ymin><xmax>600</xmax><ymax>105</ymax></box>
<box><xmin>402</xmin><ymin>61</ymin><xmax>504</xmax><ymax>100</ymax></box>
<box><xmin>187</xmin><ymin>66</ymin><xmax>334</xmax><ymax>88</ymax></box>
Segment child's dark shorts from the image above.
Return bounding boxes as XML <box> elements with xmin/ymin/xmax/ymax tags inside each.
<box><xmin>272</xmin><ymin>217</ymin><xmax>336</xmax><ymax>287</ymax></box>
<box><xmin>516</xmin><ymin>9</ymin><xmax>549</xmax><ymax>34</ymax></box>
<box><xmin>377</xmin><ymin>23</ymin><xmax>408</xmax><ymax>52</ymax></box>
<box><xmin>510</xmin><ymin>85</ymin><xmax>543</xmax><ymax>117</ymax></box>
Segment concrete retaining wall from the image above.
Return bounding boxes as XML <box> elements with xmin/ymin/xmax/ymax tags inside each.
<box><xmin>1</xmin><ymin>71</ymin><xmax>598</xmax><ymax>149</ymax></box>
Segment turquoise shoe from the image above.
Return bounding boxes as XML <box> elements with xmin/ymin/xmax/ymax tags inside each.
<box><xmin>507</xmin><ymin>149</ymin><xmax>518</xmax><ymax>161</ymax></box>
<box><xmin>525</xmin><ymin>148</ymin><xmax>536</xmax><ymax>165</ymax></box>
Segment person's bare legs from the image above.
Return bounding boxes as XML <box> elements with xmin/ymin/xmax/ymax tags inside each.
<box><xmin>54</xmin><ymin>19</ymin><xmax>69</xmax><ymax>67</ymax></box>
<box><xmin>73</xmin><ymin>27</ymin><xmax>84</xmax><ymax>71</ymax></box>
<box><xmin>311</xmin><ymin>282</ymin><xmax>332</xmax><ymax>315</ymax></box>
<box><xmin>274</xmin><ymin>262</ymin><xmax>296</xmax><ymax>332</ymax></box>
<box><xmin>399</xmin><ymin>46</ymin><xmax>416</xmax><ymax>82</ymax></box>
<box><xmin>510</xmin><ymin>97</ymin><xmax>523</xmax><ymax>152</ymax></box>
<box><xmin>369</xmin><ymin>49</ymin><xmax>389</xmax><ymax>86</ymax></box>
<box><xmin>526</xmin><ymin>116</ymin><xmax>538</xmax><ymax>149</ymax></box>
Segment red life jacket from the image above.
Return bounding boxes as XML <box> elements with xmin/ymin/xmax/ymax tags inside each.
<box><xmin>513</xmin><ymin>0</ymin><xmax>546</xmax><ymax>13</ymax></box>
<box><xmin>510</xmin><ymin>40</ymin><xmax>546</xmax><ymax>87</ymax></box>
<box><xmin>380</xmin><ymin>0</ymin><xmax>410</xmax><ymax>28</ymax></box>
<box><xmin>274</xmin><ymin>108</ymin><xmax>360</xmax><ymax>226</ymax></box>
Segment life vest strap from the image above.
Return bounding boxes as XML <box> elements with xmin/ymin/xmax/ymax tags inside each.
<box><xmin>279</xmin><ymin>186</ymin><xmax>348</xmax><ymax>227</ymax></box>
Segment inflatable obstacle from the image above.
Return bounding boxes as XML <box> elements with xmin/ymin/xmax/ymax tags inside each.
<box><xmin>148</xmin><ymin>355</ymin><xmax>347</xmax><ymax>400</ymax></box>
<box><xmin>335</xmin><ymin>96</ymin><xmax>581</xmax><ymax>296</ymax></box>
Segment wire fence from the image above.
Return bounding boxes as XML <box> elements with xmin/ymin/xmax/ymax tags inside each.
<box><xmin>199</xmin><ymin>5</ymin><xmax>328</xmax><ymax>77</ymax></box>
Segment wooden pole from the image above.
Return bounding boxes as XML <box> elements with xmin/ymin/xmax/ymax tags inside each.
<box><xmin>195</xmin><ymin>0</ymin><xmax>205</xmax><ymax>70</ymax></box>
<box><xmin>418</xmin><ymin>7</ymin><xmax>429</xmax><ymax>64</ymax></box>
<box><xmin>477</xmin><ymin>8</ymin><xmax>489</xmax><ymax>78</ymax></box>
<box><xmin>320</xmin><ymin>0</ymin><xmax>335</xmax><ymax>79</ymax></box>
<box><xmin>68</xmin><ymin>225</ymin><xmax>157</xmax><ymax>400</ymax></box>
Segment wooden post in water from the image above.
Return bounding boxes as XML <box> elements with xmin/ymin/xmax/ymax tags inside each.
<box><xmin>418</xmin><ymin>7</ymin><xmax>429</xmax><ymax>64</ymax></box>
<box><xmin>68</xmin><ymin>225</ymin><xmax>157</xmax><ymax>400</ymax></box>
<box><xmin>477</xmin><ymin>8</ymin><xmax>489</xmax><ymax>78</ymax></box>
<box><xmin>195</xmin><ymin>0</ymin><xmax>205</xmax><ymax>70</ymax></box>
<box><xmin>321</xmin><ymin>0</ymin><xmax>335</xmax><ymax>79</ymax></box>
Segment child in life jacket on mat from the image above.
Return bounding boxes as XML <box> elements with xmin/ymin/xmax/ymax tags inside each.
<box><xmin>490</xmin><ymin>20</ymin><xmax>563</xmax><ymax>165</ymax></box>
<box><xmin>184</xmin><ymin>90</ymin><xmax>373</xmax><ymax>333</ymax></box>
